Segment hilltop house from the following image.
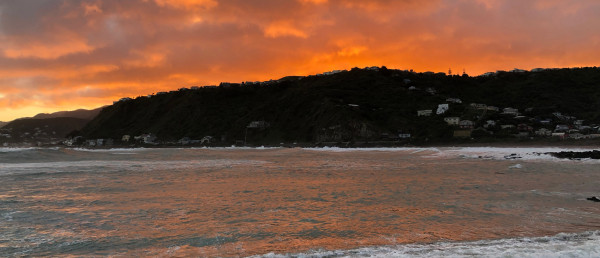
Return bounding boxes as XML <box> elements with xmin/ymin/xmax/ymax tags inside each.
<box><xmin>502</xmin><ymin>107</ymin><xmax>519</xmax><ymax>116</ymax></box>
<box><xmin>436</xmin><ymin>104</ymin><xmax>449</xmax><ymax>115</ymax></box>
<box><xmin>444</xmin><ymin>117</ymin><xmax>460</xmax><ymax>126</ymax></box>
<box><xmin>417</xmin><ymin>110</ymin><xmax>433</xmax><ymax>117</ymax></box>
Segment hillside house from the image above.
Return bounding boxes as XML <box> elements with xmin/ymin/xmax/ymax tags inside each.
<box><xmin>122</xmin><ymin>135</ymin><xmax>130</xmax><ymax>142</ymax></box>
<box><xmin>487</xmin><ymin>106</ymin><xmax>500</xmax><ymax>112</ymax></box>
<box><xmin>408</xmin><ymin>86</ymin><xmax>418</xmax><ymax>91</ymax></box>
<box><xmin>501</xmin><ymin>125</ymin><xmax>516</xmax><ymax>129</ymax></box>
<box><xmin>446</xmin><ymin>98</ymin><xmax>462</xmax><ymax>104</ymax></box>
<box><xmin>554</xmin><ymin>125</ymin><xmax>570</xmax><ymax>133</ymax></box>
<box><xmin>247</xmin><ymin>121</ymin><xmax>270</xmax><ymax>129</ymax></box>
<box><xmin>426</xmin><ymin>88</ymin><xmax>437</xmax><ymax>95</ymax></box>
<box><xmin>552</xmin><ymin>133</ymin><xmax>566</xmax><ymax>139</ymax></box>
<box><xmin>398</xmin><ymin>133</ymin><xmax>411</xmax><ymax>139</ymax></box>
<box><xmin>502</xmin><ymin>108</ymin><xmax>519</xmax><ymax>116</ymax></box>
<box><xmin>444</xmin><ymin>117</ymin><xmax>460</xmax><ymax>126</ymax></box>
<box><xmin>436</xmin><ymin>104</ymin><xmax>449</xmax><ymax>115</ymax></box>
<box><xmin>568</xmin><ymin>133</ymin><xmax>586</xmax><ymax>140</ymax></box>
<box><xmin>535</xmin><ymin>128</ymin><xmax>552</xmax><ymax>136</ymax></box>
<box><xmin>459</xmin><ymin>120</ymin><xmax>474</xmax><ymax>129</ymax></box>
<box><xmin>484</xmin><ymin>120</ymin><xmax>497</xmax><ymax>128</ymax></box>
<box><xmin>470</xmin><ymin>103</ymin><xmax>487</xmax><ymax>110</ymax></box>
<box><xmin>417</xmin><ymin>110</ymin><xmax>433</xmax><ymax>117</ymax></box>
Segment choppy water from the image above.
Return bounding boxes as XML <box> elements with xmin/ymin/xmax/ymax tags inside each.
<box><xmin>1</xmin><ymin>147</ymin><xmax>599</xmax><ymax>257</ymax></box>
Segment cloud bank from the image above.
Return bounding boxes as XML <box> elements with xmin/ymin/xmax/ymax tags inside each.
<box><xmin>0</xmin><ymin>0</ymin><xmax>599</xmax><ymax>120</ymax></box>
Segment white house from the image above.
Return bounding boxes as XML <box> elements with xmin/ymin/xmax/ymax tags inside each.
<box><xmin>444</xmin><ymin>117</ymin><xmax>460</xmax><ymax>126</ymax></box>
<box><xmin>417</xmin><ymin>110</ymin><xmax>433</xmax><ymax>117</ymax></box>
<box><xmin>535</xmin><ymin>128</ymin><xmax>552</xmax><ymax>136</ymax></box>
<box><xmin>122</xmin><ymin>135</ymin><xmax>130</xmax><ymax>142</ymax></box>
<box><xmin>436</xmin><ymin>104</ymin><xmax>449</xmax><ymax>115</ymax></box>
<box><xmin>502</xmin><ymin>107</ymin><xmax>519</xmax><ymax>116</ymax></box>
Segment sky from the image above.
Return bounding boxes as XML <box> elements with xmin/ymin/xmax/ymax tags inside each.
<box><xmin>0</xmin><ymin>0</ymin><xmax>599</xmax><ymax>121</ymax></box>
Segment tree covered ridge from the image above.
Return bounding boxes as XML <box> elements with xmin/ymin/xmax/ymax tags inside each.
<box><xmin>79</xmin><ymin>67</ymin><xmax>600</xmax><ymax>145</ymax></box>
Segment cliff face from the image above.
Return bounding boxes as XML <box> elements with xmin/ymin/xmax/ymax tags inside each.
<box><xmin>79</xmin><ymin>67</ymin><xmax>600</xmax><ymax>144</ymax></box>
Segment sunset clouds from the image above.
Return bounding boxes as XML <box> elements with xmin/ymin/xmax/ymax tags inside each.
<box><xmin>1</xmin><ymin>0</ymin><xmax>599</xmax><ymax>120</ymax></box>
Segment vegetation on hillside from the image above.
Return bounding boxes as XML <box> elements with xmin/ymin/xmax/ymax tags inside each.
<box><xmin>77</xmin><ymin>67</ymin><xmax>600</xmax><ymax>146</ymax></box>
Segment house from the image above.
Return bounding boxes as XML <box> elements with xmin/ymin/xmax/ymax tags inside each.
<box><xmin>552</xmin><ymin>133</ymin><xmax>566</xmax><ymax>139</ymax></box>
<box><xmin>568</xmin><ymin>133</ymin><xmax>585</xmax><ymax>140</ymax></box>
<box><xmin>122</xmin><ymin>135</ymin><xmax>130</xmax><ymax>142</ymax></box>
<box><xmin>539</xmin><ymin>119</ymin><xmax>552</xmax><ymax>125</ymax></box>
<box><xmin>501</xmin><ymin>125</ymin><xmax>516</xmax><ymax>129</ymax></box>
<box><xmin>156</xmin><ymin>92</ymin><xmax>167</xmax><ymax>95</ymax></box>
<box><xmin>426</xmin><ymin>88</ymin><xmax>437</xmax><ymax>95</ymax></box>
<box><xmin>135</xmin><ymin>133</ymin><xmax>157</xmax><ymax>144</ymax></box>
<box><xmin>398</xmin><ymin>133</ymin><xmax>411</xmax><ymax>139</ymax></box>
<box><xmin>459</xmin><ymin>120</ymin><xmax>474</xmax><ymax>129</ymax></box>
<box><xmin>190</xmin><ymin>86</ymin><xmax>200</xmax><ymax>90</ymax></box>
<box><xmin>417</xmin><ymin>110</ymin><xmax>433</xmax><ymax>117</ymax></box>
<box><xmin>574</xmin><ymin>120</ymin><xmax>585</xmax><ymax>126</ymax></box>
<box><xmin>470</xmin><ymin>103</ymin><xmax>487</xmax><ymax>110</ymax></box>
<box><xmin>487</xmin><ymin>106</ymin><xmax>500</xmax><ymax>112</ymax></box>
<box><xmin>444</xmin><ymin>117</ymin><xmax>460</xmax><ymax>126</ymax></box>
<box><xmin>510</xmin><ymin>68</ymin><xmax>527</xmax><ymax>73</ymax></box>
<box><xmin>554</xmin><ymin>125</ymin><xmax>570</xmax><ymax>133</ymax></box>
<box><xmin>408</xmin><ymin>86</ymin><xmax>418</xmax><ymax>91</ymax></box>
<box><xmin>247</xmin><ymin>121</ymin><xmax>270</xmax><ymax>129</ymax></box>
<box><xmin>484</xmin><ymin>120</ymin><xmax>497</xmax><ymax>128</ymax></box>
<box><xmin>201</xmin><ymin>136</ymin><xmax>213</xmax><ymax>144</ymax></box>
<box><xmin>531</xmin><ymin>68</ymin><xmax>545</xmax><ymax>72</ymax></box>
<box><xmin>535</xmin><ymin>128</ymin><xmax>552</xmax><ymax>136</ymax></box>
<box><xmin>502</xmin><ymin>107</ymin><xmax>519</xmax><ymax>116</ymax></box>
<box><xmin>446</xmin><ymin>98</ymin><xmax>462</xmax><ymax>104</ymax></box>
<box><xmin>436</xmin><ymin>104</ymin><xmax>449</xmax><ymax>115</ymax></box>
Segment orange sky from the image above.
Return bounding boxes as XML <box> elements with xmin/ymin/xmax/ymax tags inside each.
<box><xmin>1</xmin><ymin>0</ymin><xmax>599</xmax><ymax>121</ymax></box>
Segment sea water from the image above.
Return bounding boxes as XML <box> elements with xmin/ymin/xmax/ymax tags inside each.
<box><xmin>0</xmin><ymin>147</ymin><xmax>599</xmax><ymax>257</ymax></box>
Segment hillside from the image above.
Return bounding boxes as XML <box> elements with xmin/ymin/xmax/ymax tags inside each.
<box><xmin>31</xmin><ymin>107</ymin><xmax>104</xmax><ymax>120</ymax></box>
<box><xmin>79</xmin><ymin>67</ymin><xmax>600</xmax><ymax>146</ymax></box>
<box><xmin>2</xmin><ymin>117</ymin><xmax>91</xmax><ymax>142</ymax></box>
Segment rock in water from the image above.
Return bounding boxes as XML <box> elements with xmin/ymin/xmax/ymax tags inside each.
<box><xmin>587</xmin><ymin>196</ymin><xmax>600</xmax><ymax>202</ymax></box>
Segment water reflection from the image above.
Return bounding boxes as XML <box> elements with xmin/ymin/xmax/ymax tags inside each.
<box><xmin>0</xmin><ymin>148</ymin><xmax>599</xmax><ymax>256</ymax></box>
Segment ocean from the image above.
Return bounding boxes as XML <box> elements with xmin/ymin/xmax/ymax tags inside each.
<box><xmin>1</xmin><ymin>147</ymin><xmax>599</xmax><ymax>257</ymax></box>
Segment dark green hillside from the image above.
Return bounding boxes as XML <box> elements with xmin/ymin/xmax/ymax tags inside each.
<box><xmin>79</xmin><ymin>67</ymin><xmax>600</xmax><ymax>145</ymax></box>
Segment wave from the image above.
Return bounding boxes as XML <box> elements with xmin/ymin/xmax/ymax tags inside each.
<box><xmin>256</xmin><ymin>231</ymin><xmax>600</xmax><ymax>258</ymax></box>
<box><xmin>0</xmin><ymin>159</ymin><xmax>267</xmax><ymax>176</ymax></box>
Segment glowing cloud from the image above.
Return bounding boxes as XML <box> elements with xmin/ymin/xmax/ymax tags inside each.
<box><xmin>0</xmin><ymin>0</ymin><xmax>599</xmax><ymax>121</ymax></box>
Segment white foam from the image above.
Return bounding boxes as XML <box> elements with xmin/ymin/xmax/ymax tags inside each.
<box><xmin>305</xmin><ymin>147</ymin><xmax>441</xmax><ymax>153</ymax></box>
<box><xmin>0</xmin><ymin>159</ymin><xmax>267</xmax><ymax>176</ymax></box>
<box><xmin>427</xmin><ymin>147</ymin><xmax>599</xmax><ymax>162</ymax></box>
<box><xmin>256</xmin><ymin>231</ymin><xmax>600</xmax><ymax>258</ymax></box>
